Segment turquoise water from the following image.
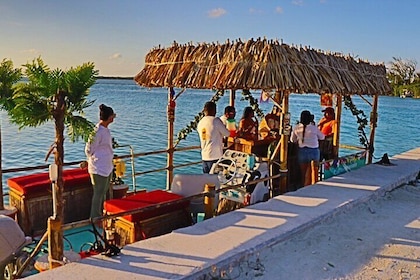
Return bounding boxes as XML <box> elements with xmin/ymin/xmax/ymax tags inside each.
<box><xmin>1</xmin><ymin>79</ymin><xmax>419</xmax><ymax>197</ymax></box>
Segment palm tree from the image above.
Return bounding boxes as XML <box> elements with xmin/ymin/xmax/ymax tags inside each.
<box><xmin>7</xmin><ymin>57</ymin><xmax>98</xmax><ymax>268</ymax></box>
<box><xmin>0</xmin><ymin>59</ymin><xmax>22</xmax><ymax>211</ymax></box>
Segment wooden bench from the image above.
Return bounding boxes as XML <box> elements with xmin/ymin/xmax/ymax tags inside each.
<box><xmin>7</xmin><ymin>168</ymin><xmax>92</xmax><ymax>235</ymax></box>
<box><xmin>104</xmin><ymin>190</ymin><xmax>192</xmax><ymax>246</ymax></box>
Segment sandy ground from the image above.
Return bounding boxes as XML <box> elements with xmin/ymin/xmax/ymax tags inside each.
<box><xmin>223</xmin><ymin>182</ymin><xmax>420</xmax><ymax>280</ymax></box>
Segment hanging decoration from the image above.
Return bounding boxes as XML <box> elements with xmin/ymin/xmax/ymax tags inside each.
<box><xmin>320</xmin><ymin>92</ymin><xmax>333</xmax><ymax>107</ymax></box>
<box><xmin>259</xmin><ymin>90</ymin><xmax>272</xmax><ymax>103</ymax></box>
<box><xmin>175</xmin><ymin>88</ymin><xmax>266</xmax><ymax>145</ymax></box>
<box><xmin>241</xmin><ymin>89</ymin><xmax>265</xmax><ymax>119</ymax></box>
<box><xmin>343</xmin><ymin>95</ymin><xmax>369</xmax><ymax>149</ymax></box>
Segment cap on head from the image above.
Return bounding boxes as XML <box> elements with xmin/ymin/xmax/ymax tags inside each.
<box><xmin>322</xmin><ymin>107</ymin><xmax>335</xmax><ymax>114</ymax></box>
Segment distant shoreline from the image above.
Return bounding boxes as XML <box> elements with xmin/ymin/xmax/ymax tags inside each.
<box><xmin>97</xmin><ymin>76</ymin><xmax>133</xmax><ymax>80</ymax></box>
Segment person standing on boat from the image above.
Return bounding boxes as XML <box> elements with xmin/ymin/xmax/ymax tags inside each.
<box><xmin>85</xmin><ymin>104</ymin><xmax>116</xmax><ymax>219</ymax></box>
<box><xmin>317</xmin><ymin>107</ymin><xmax>336</xmax><ymax>136</ymax></box>
<box><xmin>291</xmin><ymin>110</ymin><xmax>325</xmax><ymax>187</ymax></box>
<box><xmin>318</xmin><ymin>107</ymin><xmax>336</xmax><ymax>160</ymax></box>
<box><xmin>197</xmin><ymin>101</ymin><xmax>230</xmax><ymax>173</ymax></box>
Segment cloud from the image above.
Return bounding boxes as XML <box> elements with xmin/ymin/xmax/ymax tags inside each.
<box><xmin>292</xmin><ymin>0</ymin><xmax>304</xmax><ymax>6</ymax></box>
<box><xmin>207</xmin><ymin>8</ymin><xmax>226</xmax><ymax>18</ymax></box>
<box><xmin>109</xmin><ymin>53</ymin><xmax>122</xmax><ymax>60</ymax></box>
<box><xmin>275</xmin><ymin>6</ymin><xmax>284</xmax><ymax>14</ymax></box>
<box><xmin>249</xmin><ymin>8</ymin><xmax>264</xmax><ymax>15</ymax></box>
<box><xmin>21</xmin><ymin>49</ymin><xmax>39</xmax><ymax>55</ymax></box>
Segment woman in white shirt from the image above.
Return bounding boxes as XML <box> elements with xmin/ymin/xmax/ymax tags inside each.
<box><xmin>291</xmin><ymin>110</ymin><xmax>325</xmax><ymax>187</ymax></box>
<box><xmin>85</xmin><ymin>104</ymin><xmax>116</xmax><ymax>219</ymax></box>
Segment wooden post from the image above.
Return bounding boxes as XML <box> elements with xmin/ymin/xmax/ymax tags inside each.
<box><xmin>229</xmin><ymin>89</ymin><xmax>235</xmax><ymax>107</ymax></box>
<box><xmin>333</xmin><ymin>94</ymin><xmax>342</xmax><ymax>158</ymax></box>
<box><xmin>48</xmin><ymin>217</ymin><xmax>63</xmax><ymax>268</ymax></box>
<box><xmin>367</xmin><ymin>94</ymin><xmax>379</xmax><ymax>164</ymax></box>
<box><xmin>310</xmin><ymin>160</ymin><xmax>319</xmax><ymax>185</ymax></box>
<box><xmin>166</xmin><ymin>88</ymin><xmax>175</xmax><ymax>190</ymax></box>
<box><xmin>204</xmin><ymin>183</ymin><xmax>215</xmax><ymax>219</ymax></box>
<box><xmin>279</xmin><ymin>91</ymin><xmax>289</xmax><ymax>194</ymax></box>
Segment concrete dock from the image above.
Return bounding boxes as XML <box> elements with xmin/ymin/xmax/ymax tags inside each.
<box><xmin>28</xmin><ymin>148</ymin><xmax>420</xmax><ymax>280</ymax></box>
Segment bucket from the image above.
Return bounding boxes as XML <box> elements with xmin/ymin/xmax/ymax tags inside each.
<box><xmin>112</xmin><ymin>184</ymin><xmax>129</xmax><ymax>199</ymax></box>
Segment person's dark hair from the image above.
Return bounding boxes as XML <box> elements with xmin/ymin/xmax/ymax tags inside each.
<box><xmin>224</xmin><ymin>106</ymin><xmax>235</xmax><ymax>115</ymax></box>
<box><xmin>241</xmin><ymin>106</ymin><xmax>254</xmax><ymax>119</ymax></box>
<box><xmin>203</xmin><ymin>101</ymin><xmax>216</xmax><ymax>116</ymax></box>
<box><xmin>300</xmin><ymin>110</ymin><xmax>313</xmax><ymax>143</ymax></box>
<box><xmin>99</xmin><ymin>104</ymin><xmax>114</xmax><ymax>121</ymax></box>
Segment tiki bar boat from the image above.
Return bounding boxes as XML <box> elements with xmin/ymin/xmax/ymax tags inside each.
<box><xmin>1</xmin><ymin>38</ymin><xmax>391</xmax><ymax>278</ymax></box>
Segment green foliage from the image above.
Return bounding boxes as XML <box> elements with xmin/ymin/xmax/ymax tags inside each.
<box><xmin>394</xmin><ymin>83</ymin><xmax>420</xmax><ymax>98</ymax></box>
<box><xmin>240</xmin><ymin>89</ymin><xmax>265</xmax><ymax>119</ymax></box>
<box><xmin>387</xmin><ymin>57</ymin><xmax>420</xmax><ymax>97</ymax></box>
<box><xmin>65</xmin><ymin>115</ymin><xmax>96</xmax><ymax>142</ymax></box>
<box><xmin>176</xmin><ymin>89</ymin><xmax>225</xmax><ymax>144</ymax></box>
<box><xmin>343</xmin><ymin>95</ymin><xmax>369</xmax><ymax>148</ymax></box>
<box><xmin>0</xmin><ymin>59</ymin><xmax>22</xmax><ymax>111</ymax></box>
<box><xmin>8</xmin><ymin>57</ymin><xmax>98</xmax><ymax>142</ymax></box>
<box><xmin>175</xmin><ymin>89</ymin><xmax>265</xmax><ymax>145</ymax></box>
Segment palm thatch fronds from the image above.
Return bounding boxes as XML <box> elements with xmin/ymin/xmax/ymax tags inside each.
<box><xmin>134</xmin><ymin>38</ymin><xmax>391</xmax><ymax>95</ymax></box>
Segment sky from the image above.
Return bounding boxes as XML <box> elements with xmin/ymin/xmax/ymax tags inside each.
<box><xmin>1</xmin><ymin>0</ymin><xmax>419</xmax><ymax>77</ymax></box>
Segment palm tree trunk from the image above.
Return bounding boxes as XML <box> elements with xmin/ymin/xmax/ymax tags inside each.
<box><xmin>48</xmin><ymin>90</ymin><xmax>65</xmax><ymax>268</ymax></box>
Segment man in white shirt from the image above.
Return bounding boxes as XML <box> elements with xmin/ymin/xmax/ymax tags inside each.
<box><xmin>197</xmin><ymin>102</ymin><xmax>230</xmax><ymax>173</ymax></box>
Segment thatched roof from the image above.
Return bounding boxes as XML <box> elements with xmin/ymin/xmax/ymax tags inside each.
<box><xmin>134</xmin><ymin>38</ymin><xmax>391</xmax><ymax>95</ymax></box>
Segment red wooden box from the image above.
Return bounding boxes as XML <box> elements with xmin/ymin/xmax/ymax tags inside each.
<box><xmin>104</xmin><ymin>190</ymin><xmax>192</xmax><ymax>246</ymax></box>
<box><xmin>8</xmin><ymin>168</ymin><xmax>92</xmax><ymax>235</ymax></box>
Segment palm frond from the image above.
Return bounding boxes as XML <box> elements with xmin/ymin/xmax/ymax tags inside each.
<box><xmin>65</xmin><ymin>115</ymin><xmax>95</xmax><ymax>142</ymax></box>
<box><xmin>65</xmin><ymin>63</ymin><xmax>98</xmax><ymax>112</ymax></box>
<box><xmin>0</xmin><ymin>59</ymin><xmax>22</xmax><ymax>110</ymax></box>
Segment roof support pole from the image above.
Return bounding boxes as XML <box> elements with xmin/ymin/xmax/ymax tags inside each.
<box><xmin>279</xmin><ymin>91</ymin><xmax>289</xmax><ymax>194</ymax></box>
<box><xmin>367</xmin><ymin>94</ymin><xmax>379</xmax><ymax>164</ymax></box>
<box><xmin>333</xmin><ymin>94</ymin><xmax>343</xmax><ymax>158</ymax></box>
<box><xmin>229</xmin><ymin>90</ymin><xmax>235</xmax><ymax>107</ymax></box>
<box><xmin>166</xmin><ymin>88</ymin><xmax>175</xmax><ymax>190</ymax></box>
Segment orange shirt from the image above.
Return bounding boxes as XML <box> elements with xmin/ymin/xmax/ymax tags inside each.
<box><xmin>318</xmin><ymin>118</ymin><xmax>336</xmax><ymax>136</ymax></box>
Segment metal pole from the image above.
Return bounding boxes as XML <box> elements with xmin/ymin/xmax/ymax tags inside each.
<box><xmin>129</xmin><ymin>145</ymin><xmax>136</xmax><ymax>192</ymax></box>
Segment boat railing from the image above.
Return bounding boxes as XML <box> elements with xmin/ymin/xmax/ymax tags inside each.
<box><xmin>1</xmin><ymin>144</ymin><xmax>203</xmax><ymax>199</ymax></box>
<box><xmin>62</xmin><ymin>171</ymin><xmax>287</xmax><ymax>232</ymax></box>
<box><xmin>11</xmin><ymin>171</ymin><xmax>286</xmax><ymax>277</ymax></box>
<box><xmin>1</xmin><ymin>143</ymin><xmax>367</xmax><ymax>199</ymax></box>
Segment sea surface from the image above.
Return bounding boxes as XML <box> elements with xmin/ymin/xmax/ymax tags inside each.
<box><xmin>1</xmin><ymin>79</ymin><xmax>419</xmax><ymax>201</ymax></box>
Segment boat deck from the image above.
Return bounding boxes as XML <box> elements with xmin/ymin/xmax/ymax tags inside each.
<box><xmin>27</xmin><ymin>148</ymin><xmax>420</xmax><ymax>280</ymax></box>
